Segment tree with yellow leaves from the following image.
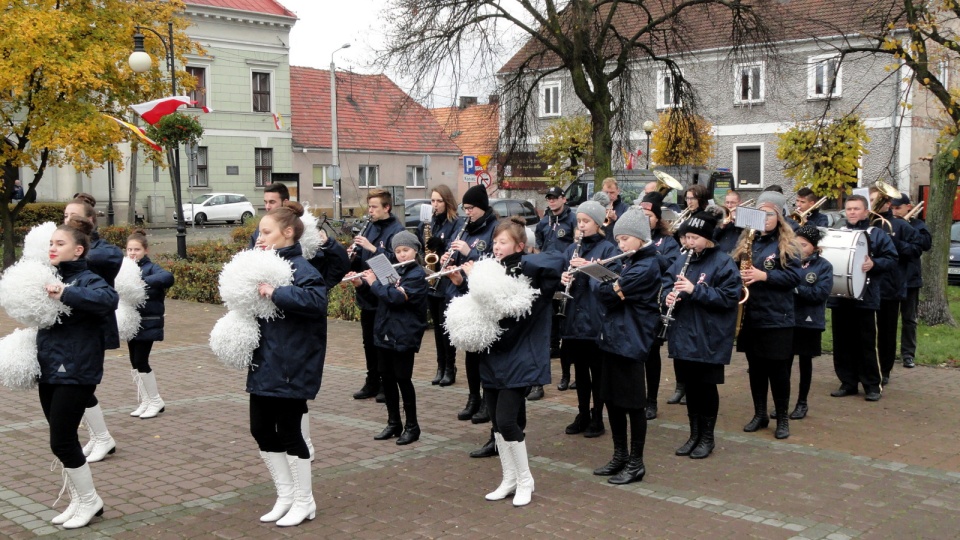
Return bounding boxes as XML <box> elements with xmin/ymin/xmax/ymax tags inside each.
<box><xmin>649</xmin><ymin>110</ymin><xmax>715</xmax><ymax>167</ymax></box>
<box><xmin>776</xmin><ymin>115</ymin><xmax>870</xmax><ymax>201</ymax></box>
<box><xmin>537</xmin><ymin>115</ymin><xmax>594</xmax><ymax>187</ymax></box>
<box><xmin>0</xmin><ymin>0</ymin><xmax>201</xmax><ymax>268</ymax></box>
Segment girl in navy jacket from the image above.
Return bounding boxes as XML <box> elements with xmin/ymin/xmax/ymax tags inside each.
<box><xmin>787</xmin><ymin>226</ymin><xmax>833</xmax><ymax>420</ymax></box>
<box><xmin>661</xmin><ymin>212</ymin><xmax>741</xmax><ymax>460</ymax></box>
<box><xmin>250</xmin><ymin>202</ymin><xmax>327</xmax><ymax>527</ymax></box>
<box><xmin>40</xmin><ymin>217</ymin><xmax>119</xmax><ymax>529</ymax></box>
<box><xmin>125</xmin><ymin>230</ymin><xmax>175</xmax><ymax>419</ymax></box>
<box><xmin>354</xmin><ymin>231</ymin><xmax>428</xmax><ymax>445</ymax></box>
<box><xmin>733</xmin><ymin>192</ymin><xmax>802</xmax><ymax>440</ymax></box>
<box><xmin>559</xmin><ymin>199</ymin><xmax>621</xmax><ymax>438</ymax></box>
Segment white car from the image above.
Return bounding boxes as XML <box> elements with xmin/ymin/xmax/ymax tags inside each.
<box><xmin>179</xmin><ymin>193</ymin><xmax>256</xmax><ymax>226</ymax></box>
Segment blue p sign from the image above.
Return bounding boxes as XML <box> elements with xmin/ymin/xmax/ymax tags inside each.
<box><xmin>463</xmin><ymin>156</ymin><xmax>476</xmax><ymax>175</ymax></box>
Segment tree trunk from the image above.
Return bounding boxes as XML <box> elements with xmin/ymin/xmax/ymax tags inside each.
<box><xmin>1</xmin><ymin>198</ymin><xmax>15</xmax><ymax>269</ymax></box>
<box><xmin>589</xmin><ymin>103</ymin><xmax>614</xmax><ymax>190</ymax></box>
<box><xmin>919</xmin><ymin>148</ymin><xmax>958</xmax><ymax>326</ymax></box>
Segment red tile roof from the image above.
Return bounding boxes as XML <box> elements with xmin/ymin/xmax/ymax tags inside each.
<box><xmin>290</xmin><ymin>66</ymin><xmax>461</xmax><ymax>155</ymax></box>
<box><xmin>429</xmin><ymin>104</ymin><xmax>499</xmax><ymax>157</ymax></box>
<box><xmin>187</xmin><ymin>0</ymin><xmax>297</xmax><ymax>19</ymax></box>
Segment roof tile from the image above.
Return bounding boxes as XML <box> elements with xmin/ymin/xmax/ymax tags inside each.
<box><xmin>187</xmin><ymin>0</ymin><xmax>297</xmax><ymax>19</ymax></box>
<box><xmin>429</xmin><ymin>104</ymin><xmax>499</xmax><ymax>157</ymax></box>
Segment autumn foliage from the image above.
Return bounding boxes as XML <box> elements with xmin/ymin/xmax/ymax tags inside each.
<box><xmin>649</xmin><ymin>111</ymin><xmax>715</xmax><ymax>167</ymax></box>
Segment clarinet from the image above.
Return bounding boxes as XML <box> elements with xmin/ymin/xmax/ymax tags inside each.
<box><xmin>429</xmin><ymin>221</ymin><xmax>467</xmax><ymax>292</ymax></box>
<box><xmin>555</xmin><ymin>233</ymin><xmax>583</xmax><ymax>318</ymax></box>
<box><xmin>658</xmin><ymin>248</ymin><xmax>694</xmax><ymax>340</ymax></box>
<box><xmin>347</xmin><ymin>216</ymin><xmax>372</xmax><ymax>262</ymax></box>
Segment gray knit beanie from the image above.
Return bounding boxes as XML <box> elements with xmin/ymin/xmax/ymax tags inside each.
<box><xmin>577</xmin><ymin>201</ymin><xmax>606</xmax><ymax>228</ymax></box>
<box><xmin>613</xmin><ymin>207</ymin><xmax>651</xmax><ymax>243</ymax></box>
<box><xmin>756</xmin><ymin>191</ymin><xmax>787</xmax><ymax>215</ymax></box>
<box><xmin>391</xmin><ymin>230</ymin><xmax>421</xmax><ymax>252</ymax></box>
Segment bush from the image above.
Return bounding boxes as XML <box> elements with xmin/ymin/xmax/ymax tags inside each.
<box><xmin>327</xmin><ymin>282</ymin><xmax>361</xmax><ymax>321</ymax></box>
<box><xmin>159</xmin><ymin>259</ymin><xmax>222</xmax><ymax>304</ymax></box>
<box><xmin>98</xmin><ymin>225</ymin><xmax>139</xmax><ymax>249</ymax></box>
<box><xmin>2</xmin><ymin>203</ymin><xmax>67</xmax><ymax>244</ymax></box>
<box><xmin>232</xmin><ymin>217</ymin><xmax>259</xmax><ymax>244</ymax></box>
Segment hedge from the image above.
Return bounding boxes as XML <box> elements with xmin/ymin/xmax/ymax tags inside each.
<box><xmin>2</xmin><ymin>203</ymin><xmax>67</xmax><ymax>243</ymax></box>
<box><xmin>98</xmin><ymin>225</ymin><xmax>140</xmax><ymax>249</ymax></box>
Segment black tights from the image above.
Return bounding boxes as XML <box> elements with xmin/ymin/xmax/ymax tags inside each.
<box><xmin>128</xmin><ymin>340</ymin><xmax>154</xmax><ymax>373</ymax></box>
<box><xmin>797</xmin><ymin>355</ymin><xmax>813</xmax><ymax>403</ymax></box>
<box><xmin>360</xmin><ymin>309</ymin><xmax>380</xmax><ymax>389</ymax></box>
<box><xmin>465</xmin><ymin>351</ymin><xmax>481</xmax><ymax>396</ymax></box>
<box><xmin>746</xmin><ymin>352</ymin><xmax>793</xmax><ymax>410</ymax></box>
<box><xmin>39</xmin><ymin>383</ymin><xmax>97</xmax><ymax>468</ymax></box>
<box><xmin>684</xmin><ymin>382</ymin><xmax>719</xmax><ymax>418</ymax></box>
<box><xmin>607</xmin><ymin>405</ymin><xmax>646</xmax><ymax>454</ymax></box>
<box><xmin>563</xmin><ymin>339</ymin><xmax>603</xmax><ymax>414</ymax></box>
<box><xmin>645</xmin><ymin>343</ymin><xmax>663</xmax><ymax>402</ymax></box>
<box><xmin>249</xmin><ymin>394</ymin><xmax>309</xmax><ymax>458</ymax></box>
<box><xmin>377</xmin><ymin>348</ymin><xmax>417</xmax><ymax>425</ymax></box>
<box><xmin>427</xmin><ymin>295</ymin><xmax>456</xmax><ymax>369</ymax></box>
<box><xmin>486</xmin><ymin>387</ymin><xmax>527</xmax><ymax>442</ymax></box>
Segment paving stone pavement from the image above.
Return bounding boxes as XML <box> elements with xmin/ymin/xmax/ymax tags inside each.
<box><xmin>2</xmin><ymin>299</ymin><xmax>960</xmax><ymax>538</ymax></box>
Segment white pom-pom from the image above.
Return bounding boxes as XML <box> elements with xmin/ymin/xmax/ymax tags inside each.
<box><xmin>116</xmin><ymin>303</ymin><xmax>142</xmax><ymax>342</ymax></box>
<box><xmin>115</xmin><ymin>257</ymin><xmax>147</xmax><ymax>309</ymax></box>
<box><xmin>22</xmin><ymin>222</ymin><xmax>57</xmax><ymax>264</ymax></box>
<box><xmin>218</xmin><ymin>249</ymin><xmax>294</xmax><ymax>319</ymax></box>
<box><xmin>462</xmin><ymin>257</ymin><xmax>539</xmax><ymax>320</ymax></box>
<box><xmin>209</xmin><ymin>311</ymin><xmax>260</xmax><ymax>370</ymax></box>
<box><xmin>492</xmin><ymin>274</ymin><xmax>540</xmax><ymax>319</ymax></box>
<box><xmin>444</xmin><ymin>295</ymin><xmax>503</xmax><ymax>352</ymax></box>
<box><xmin>0</xmin><ymin>260</ymin><xmax>70</xmax><ymax>328</ymax></box>
<box><xmin>0</xmin><ymin>328</ymin><xmax>40</xmax><ymax>390</ymax></box>
<box><xmin>299</xmin><ymin>204</ymin><xmax>321</xmax><ymax>260</ymax></box>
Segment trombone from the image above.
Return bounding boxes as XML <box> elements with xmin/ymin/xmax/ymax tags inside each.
<box><xmin>790</xmin><ymin>196</ymin><xmax>828</xmax><ymax>226</ymax></box>
<box><xmin>904</xmin><ymin>200</ymin><xmax>925</xmax><ymax>221</ymax></box>
<box><xmin>340</xmin><ymin>260</ymin><xmax>416</xmax><ymax>283</ymax></box>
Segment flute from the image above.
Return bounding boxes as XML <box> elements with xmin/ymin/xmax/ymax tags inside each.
<box><xmin>568</xmin><ymin>250</ymin><xmax>637</xmax><ymax>275</ymax></box>
<box><xmin>340</xmin><ymin>260</ymin><xmax>416</xmax><ymax>282</ymax></box>
<box><xmin>423</xmin><ymin>265</ymin><xmax>464</xmax><ymax>282</ymax></box>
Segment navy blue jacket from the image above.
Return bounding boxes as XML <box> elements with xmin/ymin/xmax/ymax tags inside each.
<box><xmin>597</xmin><ymin>243</ymin><xmax>662</xmax><ymax>361</ymax></box>
<box><xmin>37</xmin><ymin>260</ymin><xmax>120</xmax><ymax>385</ymax></box>
<box><xmin>601</xmin><ymin>196</ymin><xmax>630</xmax><ymax>241</ymax></box>
<box><xmin>560</xmin><ymin>234</ymin><xmax>622</xmax><ymax>340</ymax></box>
<box><xmin>359</xmin><ymin>263</ymin><xmax>428</xmax><ymax>352</ymax></box>
<box><xmin>805</xmin><ymin>210</ymin><xmax>829</xmax><ymax>228</ymax></box>
<box><xmin>480</xmin><ymin>252</ymin><xmax>565</xmax><ymax>389</ymax></box>
<box><xmin>130</xmin><ymin>257</ymin><xmax>174</xmax><ymax>342</ymax></box>
<box><xmin>793</xmin><ymin>253</ymin><xmax>833</xmax><ymax>330</ymax></box>
<box><xmin>442</xmin><ymin>209</ymin><xmax>497</xmax><ymax>300</ymax></box>
<box><xmin>660</xmin><ymin>246</ymin><xmax>741</xmax><ymax>365</ymax></box>
<box><xmin>246</xmin><ymin>244</ymin><xmax>327</xmax><ymax>400</ymax></box>
<box><xmin>418</xmin><ymin>213</ymin><xmax>464</xmax><ymax>298</ymax></box>
<box><xmin>651</xmin><ymin>230</ymin><xmax>682</xmax><ymax>268</ymax></box>
<box><xmin>740</xmin><ymin>230</ymin><xmax>802</xmax><ymax>329</ymax></box>
<box><xmin>714</xmin><ymin>222</ymin><xmax>742</xmax><ymax>255</ymax></box>
<box><xmin>536</xmin><ymin>205</ymin><xmax>577</xmax><ymax>253</ymax></box>
<box><xmin>905</xmin><ymin>218</ymin><xmax>932</xmax><ymax>288</ymax></box>
<box><xmin>87</xmin><ymin>233</ymin><xmax>122</xmax><ymax>350</ymax></box>
<box><xmin>313</xmin><ymin>237</ymin><xmax>350</xmax><ymax>289</ymax></box>
<box><xmin>827</xmin><ymin>219</ymin><xmax>898</xmax><ymax>311</ymax></box>
<box><xmin>877</xmin><ymin>211</ymin><xmax>922</xmax><ymax>299</ymax></box>
<box><xmin>352</xmin><ymin>215</ymin><xmax>405</xmax><ymax>311</ymax></box>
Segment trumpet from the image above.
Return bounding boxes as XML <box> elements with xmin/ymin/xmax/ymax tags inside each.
<box><xmin>669</xmin><ymin>207</ymin><xmax>694</xmax><ymax>233</ymax></box>
<box><xmin>790</xmin><ymin>196</ymin><xmax>828</xmax><ymax>226</ymax></box>
<box><xmin>340</xmin><ymin>260</ymin><xmax>416</xmax><ymax>283</ymax></box>
<box><xmin>658</xmin><ymin>248</ymin><xmax>694</xmax><ymax>340</ymax></box>
<box><xmin>904</xmin><ymin>200</ymin><xmax>925</xmax><ymax>221</ymax></box>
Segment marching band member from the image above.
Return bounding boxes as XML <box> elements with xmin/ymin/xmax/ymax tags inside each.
<box><xmin>601</xmin><ymin>177</ymin><xmax>630</xmax><ymax>240</ymax></box>
<box><xmin>662</xmin><ymin>212</ymin><xmax>741</xmax><ymax>459</ymax></box>
<box><xmin>559</xmin><ymin>198</ymin><xmax>622</xmax><ymax>438</ymax></box>
<box><xmin>828</xmin><ymin>195</ymin><xmax>897</xmax><ymax>401</ymax></box>
<box><xmin>417</xmin><ymin>185</ymin><xmax>463</xmax><ymax>387</ymax></box>
<box><xmin>734</xmin><ymin>191</ymin><xmax>803</xmax><ymax>439</ymax></box>
<box><xmin>794</xmin><ymin>188</ymin><xmax>829</xmax><ymax>227</ymax></box>
<box><xmin>536</xmin><ymin>186</ymin><xmax>577</xmax><ymax>390</ymax></box>
<box><xmin>891</xmin><ymin>195</ymin><xmax>932</xmax><ymax>368</ymax></box>
<box><xmin>249</xmin><ymin>183</ymin><xmax>290</xmax><ymax>247</ymax></box>
<box><xmin>714</xmin><ymin>189</ymin><xmax>744</xmax><ymax>255</ymax></box>
<box><xmin>592</xmin><ymin>209</ymin><xmax>661</xmax><ymax>484</ymax></box>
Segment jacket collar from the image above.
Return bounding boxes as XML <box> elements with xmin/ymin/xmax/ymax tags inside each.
<box><xmin>57</xmin><ymin>259</ymin><xmax>89</xmax><ymax>281</ymax></box>
<box><xmin>136</xmin><ymin>256</ymin><xmax>152</xmax><ymax>267</ymax></box>
<box><xmin>466</xmin><ymin>209</ymin><xmax>497</xmax><ymax>234</ymax></box>
<box><xmin>499</xmin><ymin>252</ymin><xmax>523</xmax><ymax>275</ymax></box>
<box><xmin>276</xmin><ymin>243</ymin><xmax>303</xmax><ymax>260</ymax></box>
<box><xmin>550</xmin><ymin>205</ymin><xmax>571</xmax><ymax>224</ymax></box>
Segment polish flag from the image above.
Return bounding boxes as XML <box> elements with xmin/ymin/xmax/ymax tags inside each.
<box><xmin>273</xmin><ymin>113</ymin><xmax>283</xmax><ymax>130</ymax></box>
<box><xmin>129</xmin><ymin>96</ymin><xmax>210</xmax><ymax>125</ymax></box>
<box><xmin>103</xmin><ymin>114</ymin><xmax>162</xmax><ymax>152</ymax></box>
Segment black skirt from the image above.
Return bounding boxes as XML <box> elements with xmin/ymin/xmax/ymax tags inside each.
<box><xmin>599</xmin><ymin>351</ymin><xmax>647</xmax><ymax>410</ymax></box>
<box><xmin>792</xmin><ymin>327</ymin><xmax>823</xmax><ymax>357</ymax></box>
<box><xmin>736</xmin><ymin>327</ymin><xmax>794</xmax><ymax>361</ymax></box>
<box><xmin>674</xmin><ymin>359</ymin><xmax>725</xmax><ymax>385</ymax></box>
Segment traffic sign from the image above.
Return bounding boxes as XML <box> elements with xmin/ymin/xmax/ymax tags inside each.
<box><xmin>476</xmin><ymin>171</ymin><xmax>492</xmax><ymax>188</ymax></box>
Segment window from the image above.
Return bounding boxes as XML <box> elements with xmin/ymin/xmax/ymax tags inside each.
<box><xmin>657</xmin><ymin>69</ymin><xmax>683</xmax><ymax>109</ymax></box>
<box><xmin>808</xmin><ymin>55</ymin><xmax>841</xmax><ymax>99</ymax></box>
<box><xmin>406</xmin><ymin>165</ymin><xmax>425</xmax><ymax>187</ymax></box>
<box><xmin>313</xmin><ymin>164</ymin><xmax>332</xmax><ymax>188</ymax></box>
<box><xmin>734</xmin><ymin>145</ymin><xmax>763</xmax><ymax>187</ymax></box>
<box><xmin>191</xmin><ymin>146</ymin><xmax>208</xmax><ymax>188</ymax></box>
<box><xmin>735</xmin><ymin>63</ymin><xmax>764</xmax><ymax>104</ymax></box>
<box><xmin>252</xmin><ymin>71</ymin><xmax>272</xmax><ymax>112</ymax></box>
<box><xmin>255</xmin><ymin>148</ymin><xmax>273</xmax><ymax>187</ymax></box>
<box><xmin>939</xmin><ymin>59</ymin><xmax>950</xmax><ymax>89</ymax></box>
<box><xmin>187</xmin><ymin>66</ymin><xmax>207</xmax><ymax>109</ymax></box>
<box><xmin>359</xmin><ymin>165</ymin><xmax>379</xmax><ymax>188</ymax></box>
<box><xmin>540</xmin><ymin>81</ymin><xmax>561</xmax><ymax>117</ymax></box>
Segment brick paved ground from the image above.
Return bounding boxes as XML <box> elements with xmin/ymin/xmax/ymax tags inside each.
<box><xmin>2</xmin><ymin>299</ymin><xmax>960</xmax><ymax>538</ymax></box>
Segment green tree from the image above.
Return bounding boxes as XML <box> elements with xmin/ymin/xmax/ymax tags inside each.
<box><xmin>650</xmin><ymin>110</ymin><xmax>715</xmax><ymax>167</ymax></box>
<box><xmin>776</xmin><ymin>116</ymin><xmax>870</xmax><ymax>201</ymax></box>
<box><xmin>0</xmin><ymin>0</ymin><xmax>201</xmax><ymax>269</ymax></box>
<box><xmin>537</xmin><ymin>115</ymin><xmax>593</xmax><ymax>187</ymax></box>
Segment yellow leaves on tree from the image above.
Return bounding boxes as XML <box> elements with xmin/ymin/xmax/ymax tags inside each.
<box><xmin>649</xmin><ymin>110</ymin><xmax>715</xmax><ymax>167</ymax></box>
<box><xmin>776</xmin><ymin>115</ymin><xmax>871</xmax><ymax>200</ymax></box>
<box><xmin>537</xmin><ymin>115</ymin><xmax>594</xmax><ymax>187</ymax></box>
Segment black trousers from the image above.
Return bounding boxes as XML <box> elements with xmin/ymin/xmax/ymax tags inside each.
<box><xmin>685</xmin><ymin>383</ymin><xmax>720</xmax><ymax>418</ymax></box>
<box><xmin>427</xmin><ymin>295</ymin><xmax>456</xmax><ymax>370</ymax></box>
<box><xmin>377</xmin><ymin>348</ymin><xmax>417</xmax><ymax>426</ymax></box>
<box><xmin>486</xmin><ymin>387</ymin><xmax>527</xmax><ymax>442</ymax></box>
<box><xmin>831</xmin><ymin>305</ymin><xmax>881</xmax><ymax>392</ymax></box>
<box><xmin>899</xmin><ymin>287</ymin><xmax>920</xmax><ymax>359</ymax></box>
<box><xmin>877</xmin><ymin>299</ymin><xmax>900</xmax><ymax>377</ymax></box>
<box><xmin>360</xmin><ymin>309</ymin><xmax>380</xmax><ymax>389</ymax></box>
<box><xmin>249</xmin><ymin>394</ymin><xmax>309</xmax><ymax>458</ymax></box>
<box><xmin>746</xmin><ymin>353</ymin><xmax>793</xmax><ymax>410</ymax></box>
<box><xmin>128</xmin><ymin>340</ymin><xmax>154</xmax><ymax>373</ymax></box>
<box><xmin>39</xmin><ymin>383</ymin><xmax>96</xmax><ymax>468</ymax></box>
<box><xmin>796</xmin><ymin>355</ymin><xmax>813</xmax><ymax>402</ymax></box>
<box><xmin>562</xmin><ymin>338</ymin><xmax>602</xmax><ymax>414</ymax></box>
<box><xmin>465</xmin><ymin>351</ymin><xmax>481</xmax><ymax>396</ymax></box>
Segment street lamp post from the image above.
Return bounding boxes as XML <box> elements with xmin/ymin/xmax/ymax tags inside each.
<box><xmin>129</xmin><ymin>22</ymin><xmax>188</xmax><ymax>259</ymax></box>
<box><xmin>330</xmin><ymin>43</ymin><xmax>350</xmax><ymax>221</ymax></box>
<box><xmin>642</xmin><ymin>120</ymin><xmax>655</xmax><ymax>170</ymax></box>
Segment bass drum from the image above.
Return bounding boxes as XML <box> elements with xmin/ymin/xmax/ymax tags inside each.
<box><xmin>819</xmin><ymin>229</ymin><xmax>868</xmax><ymax>299</ymax></box>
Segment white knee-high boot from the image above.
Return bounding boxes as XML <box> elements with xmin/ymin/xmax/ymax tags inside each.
<box><xmin>276</xmin><ymin>457</ymin><xmax>316</xmax><ymax>527</ymax></box>
<box><xmin>130</xmin><ymin>369</ymin><xmax>148</xmax><ymax>417</ymax></box>
<box><xmin>138</xmin><ymin>371</ymin><xmax>165</xmax><ymax>419</ymax></box>
<box><xmin>259</xmin><ymin>452</ymin><xmax>295</xmax><ymax>522</ymax></box>
<box><xmin>83</xmin><ymin>405</ymin><xmax>115</xmax><ymax>463</ymax></box>
<box><xmin>484</xmin><ymin>433</ymin><xmax>517</xmax><ymax>501</ymax></box>
<box><xmin>61</xmin><ymin>464</ymin><xmax>104</xmax><ymax>529</ymax></box>
<box><xmin>507</xmin><ymin>440</ymin><xmax>534</xmax><ymax>507</ymax></box>
<box><xmin>51</xmin><ymin>469</ymin><xmax>78</xmax><ymax>525</ymax></box>
<box><xmin>301</xmin><ymin>413</ymin><xmax>314</xmax><ymax>461</ymax></box>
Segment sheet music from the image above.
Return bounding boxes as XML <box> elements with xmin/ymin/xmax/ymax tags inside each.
<box><xmin>577</xmin><ymin>263</ymin><xmax>620</xmax><ymax>283</ymax></box>
<box><xmin>366</xmin><ymin>254</ymin><xmax>401</xmax><ymax>285</ymax></box>
<box><xmin>735</xmin><ymin>206</ymin><xmax>767</xmax><ymax>231</ymax></box>
<box><xmin>419</xmin><ymin>203</ymin><xmax>433</xmax><ymax>222</ymax></box>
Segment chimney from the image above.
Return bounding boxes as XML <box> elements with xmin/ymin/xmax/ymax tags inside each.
<box><xmin>488</xmin><ymin>94</ymin><xmax>499</xmax><ymax>104</ymax></box>
<box><xmin>458</xmin><ymin>96</ymin><xmax>478</xmax><ymax>109</ymax></box>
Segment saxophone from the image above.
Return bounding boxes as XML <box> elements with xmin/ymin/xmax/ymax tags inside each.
<box><xmin>735</xmin><ymin>229</ymin><xmax>754</xmax><ymax>337</ymax></box>
<box><xmin>423</xmin><ymin>219</ymin><xmax>439</xmax><ymax>270</ymax></box>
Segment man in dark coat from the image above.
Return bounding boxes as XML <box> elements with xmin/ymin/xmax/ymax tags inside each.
<box><xmin>891</xmin><ymin>195</ymin><xmax>932</xmax><ymax>368</ymax></box>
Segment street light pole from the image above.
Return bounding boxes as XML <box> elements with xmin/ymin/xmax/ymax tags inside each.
<box><xmin>330</xmin><ymin>43</ymin><xmax>350</xmax><ymax>221</ymax></box>
<box><xmin>643</xmin><ymin>120</ymin><xmax>655</xmax><ymax>170</ymax></box>
<box><xmin>129</xmin><ymin>22</ymin><xmax>188</xmax><ymax>259</ymax></box>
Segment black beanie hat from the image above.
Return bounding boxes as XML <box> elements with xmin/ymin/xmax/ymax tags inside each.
<box><xmin>640</xmin><ymin>192</ymin><xmax>663</xmax><ymax>221</ymax></box>
<box><xmin>680</xmin><ymin>211</ymin><xmax>717</xmax><ymax>241</ymax></box>
<box><xmin>462</xmin><ymin>185</ymin><xmax>490</xmax><ymax>211</ymax></box>
<box><xmin>795</xmin><ymin>224</ymin><xmax>822</xmax><ymax>247</ymax></box>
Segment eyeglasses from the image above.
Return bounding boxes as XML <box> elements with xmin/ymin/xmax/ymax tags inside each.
<box><xmin>461</xmin><ymin>204</ymin><xmax>475</xmax><ymax>211</ymax></box>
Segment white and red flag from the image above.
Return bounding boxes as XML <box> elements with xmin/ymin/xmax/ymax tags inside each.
<box><xmin>129</xmin><ymin>96</ymin><xmax>211</xmax><ymax>125</ymax></box>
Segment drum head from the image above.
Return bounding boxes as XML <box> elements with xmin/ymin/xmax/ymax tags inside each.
<box><xmin>849</xmin><ymin>232</ymin><xmax>868</xmax><ymax>298</ymax></box>
<box><xmin>819</xmin><ymin>230</ymin><xmax>868</xmax><ymax>299</ymax></box>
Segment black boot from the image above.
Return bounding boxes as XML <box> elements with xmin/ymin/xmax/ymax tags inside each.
<box><xmin>353</xmin><ymin>379</ymin><xmax>379</xmax><ymax>400</ymax></box>
<box><xmin>608</xmin><ymin>438</ymin><xmax>645</xmax><ymax>484</ymax></box>
<box><xmin>471</xmin><ymin>400</ymin><xmax>490</xmax><ymax>424</ymax></box>
<box><xmin>557</xmin><ymin>376</ymin><xmax>570</xmax><ymax>391</ymax></box>
<box><xmin>431</xmin><ymin>365</ymin><xmax>443</xmax><ymax>385</ymax></box>
<box><xmin>593</xmin><ymin>435</ymin><xmax>628</xmax><ymax>476</ymax></box>
<box><xmin>564</xmin><ymin>412</ymin><xmax>589</xmax><ymax>435</ymax></box>
<box><xmin>438</xmin><ymin>364</ymin><xmax>457</xmax><ymax>387</ymax></box>
<box><xmin>397</xmin><ymin>423</ymin><xmax>421</xmax><ymax>445</ymax></box>
<box><xmin>774</xmin><ymin>400</ymin><xmax>790</xmax><ymax>439</ymax></box>
<box><xmin>375</xmin><ymin>391</ymin><xmax>386</xmax><ymax>403</ymax></box>
<box><xmin>374</xmin><ymin>411</ymin><xmax>402</xmax><ymax>440</ymax></box>
<box><xmin>675</xmin><ymin>414</ymin><xmax>700</xmax><ymax>456</ymax></box>
<box><xmin>666</xmin><ymin>383</ymin><xmax>685</xmax><ymax>405</ymax></box>
<box><xmin>743</xmin><ymin>399</ymin><xmax>769</xmax><ymax>432</ymax></box>
<box><xmin>645</xmin><ymin>402</ymin><xmax>658</xmax><ymax>420</ymax></box>
<box><xmin>527</xmin><ymin>385</ymin><xmax>544</xmax><ymax>401</ymax></box>
<box><xmin>469</xmin><ymin>430</ymin><xmax>497</xmax><ymax>458</ymax></box>
<box><xmin>457</xmin><ymin>394</ymin><xmax>481</xmax><ymax>421</ymax></box>
<box><xmin>690</xmin><ymin>416</ymin><xmax>716</xmax><ymax>459</ymax></box>
<box><xmin>583</xmin><ymin>407</ymin><xmax>605</xmax><ymax>438</ymax></box>
<box><xmin>789</xmin><ymin>401</ymin><xmax>808</xmax><ymax>420</ymax></box>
